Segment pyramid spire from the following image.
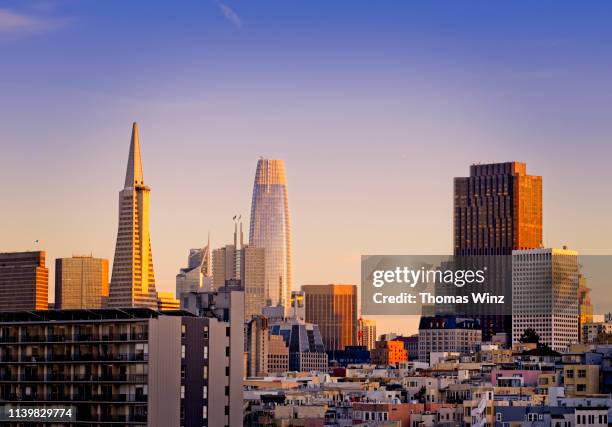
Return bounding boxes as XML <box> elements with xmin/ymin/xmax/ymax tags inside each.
<box><xmin>124</xmin><ymin>122</ymin><xmax>144</xmax><ymax>188</ymax></box>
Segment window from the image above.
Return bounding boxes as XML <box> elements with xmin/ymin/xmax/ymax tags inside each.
<box><xmin>180</xmin><ymin>385</ymin><xmax>185</xmax><ymax>399</ymax></box>
<box><xmin>203</xmin><ymin>385</ymin><xmax>207</xmax><ymax>399</ymax></box>
<box><xmin>203</xmin><ymin>366</ymin><xmax>208</xmax><ymax>379</ymax></box>
<box><xmin>202</xmin><ymin>406</ymin><xmax>207</xmax><ymax>419</ymax></box>
<box><xmin>181</xmin><ymin>345</ymin><xmax>185</xmax><ymax>358</ymax></box>
<box><xmin>181</xmin><ymin>324</ymin><xmax>186</xmax><ymax>338</ymax></box>
<box><xmin>203</xmin><ymin>346</ymin><xmax>208</xmax><ymax>359</ymax></box>
<box><xmin>496</xmin><ymin>413</ymin><xmax>502</xmax><ymax>421</ymax></box>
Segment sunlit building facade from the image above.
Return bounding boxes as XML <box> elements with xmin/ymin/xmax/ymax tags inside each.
<box><xmin>55</xmin><ymin>256</ymin><xmax>109</xmax><ymax>309</ymax></box>
<box><xmin>0</xmin><ymin>251</ymin><xmax>48</xmax><ymax>311</ymax></box>
<box><xmin>512</xmin><ymin>247</ymin><xmax>579</xmax><ymax>352</ymax></box>
<box><xmin>249</xmin><ymin>158</ymin><xmax>291</xmax><ymax>311</ymax></box>
<box><xmin>108</xmin><ymin>123</ymin><xmax>158</xmax><ymax>309</ymax></box>
<box><xmin>302</xmin><ymin>284</ymin><xmax>358</xmax><ymax>351</ymax></box>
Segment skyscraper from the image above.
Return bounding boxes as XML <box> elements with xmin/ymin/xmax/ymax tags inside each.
<box><xmin>358</xmin><ymin>318</ymin><xmax>377</xmax><ymax>351</ymax></box>
<box><xmin>453</xmin><ymin>162</ymin><xmax>542</xmax><ymax>340</ymax></box>
<box><xmin>55</xmin><ymin>255</ymin><xmax>109</xmax><ymax>309</ymax></box>
<box><xmin>108</xmin><ymin>123</ymin><xmax>158</xmax><ymax>309</ymax></box>
<box><xmin>512</xmin><ymin>247</ymin><xmax>579</xmax><ymax>352</ymax></box>
<box><xmin>302</xmin><ymin>284</ymin><xmax>358</xmax><ymax>351</ymax></box>
<box><xmin>0</xmin><ymin>251</ymin><xmax>48</xmax><ymax>311</ymax></box>
<box><xmin>249</xmin><ymin>158</ymin><xmax>291</xmax><ymax>311</ymax></box>
<box><xmin>176</xmin><ymin>235</ymin><xmax>213</xmax><ymax>297</ymax></box>
<box><xmin>454</xmin><ymin>162</ymin><xmax>542</xmax><ymax>256</ymax></box>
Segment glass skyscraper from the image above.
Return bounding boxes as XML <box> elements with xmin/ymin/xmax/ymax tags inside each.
<box><xmin>249</xmin><ymin>158</ymin><xmax>291</xmax><ymax>311</ymax></box>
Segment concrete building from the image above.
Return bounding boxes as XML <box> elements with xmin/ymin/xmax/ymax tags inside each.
<box><xmin>302</xmin><ymin>284</ymin><xmax>358</xmax><ymax>351</ymax></box>
<box><xmin>418</xmin><ymin>316</ymin><xmax>482</xmax><ymax>363</ymax></box>
<box><xmin>512</xmin><ymin>247</ymin><xmax>579</xmax><ymax>352</ymax></box>
<box><xmin>0</xmin><ymin>308</ymin><xmax>239</xmax><ymax>426</ymax></box>
<box><xmin>179</xmin><ymin>286</ymin><xmax>245</xmax><ymax>427</ymax></box>
<box><xmin>176</xmin><ymin>237</ymin><xmax>213</xmax><ymax>296</ymax></box>
<box><xmin>582</xmin><ymin>321</ymin><xmax>612</xmax><ymax>343</ymax></box>
<box><xmin>269</xmin><ymin>319</ymin><xmax>327</xmax><ymax>372</ymax></box>
<box><xmin>55</xmin><ymin>256</ymin><xmax>109</xmax><ymax>309</ymax></box>
<box><xmin>358</xmin><ymin>318</ymin><xmax>377</xmax><ymax>351</ymax></box>
<box><xmin>371</xmin><ymin>340</ymin><xmax>408</xmax><ymax>366</ymax></box>
<box><xmin>108</xmin><ymin>123</ymin><xmax>158</xmax><ymax>309</ymax></box>
<box><xmin>246</xmin><ymin>315</ymin><xmax>269</xmax><ymax>377</ymax></box>
<box><xmin>0</xmin><ymin>251</ymin><xmax>48</xmax><ymax>311</ymax></box>
<box><xmin>267</xmin><ymin>335</ymin><xmax>289</xmax><ymax>374</ymax></box>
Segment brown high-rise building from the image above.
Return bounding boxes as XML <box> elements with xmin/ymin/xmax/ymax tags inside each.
<box><xmin>453</xmin><ymin>162</ymin><xmax>542</xmax><ymax>340</ymax></box>
<box><xmin>0</xmin><ymin>251</ymin><xmax>48</xmax><ymax>311</ymax></box>
<box><xmin>454</xmin><ymin>162</ymin><xmax>542</xmax><ymax>256</ymax></box>
<box><xmin>302</xmin><ymin>284</ymin><xmax>357</xmax><ymax>351</ymax></box>
<box><xmin>55</xmin><ymin>256</ymin><xmax>109</xmax><ymax>309</ymax></box>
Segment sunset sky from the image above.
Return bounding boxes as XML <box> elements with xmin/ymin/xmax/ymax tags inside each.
<box><xmin>1</xmin><ymin>1</ymin><xmax>611</xmax><ymax>334</ymax></box>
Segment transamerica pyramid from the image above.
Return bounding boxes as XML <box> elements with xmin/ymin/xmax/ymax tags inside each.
<box><xmin>107</xmin><ymin>122</ymin><xmax>158</xmax><ymax>308</ymax></box>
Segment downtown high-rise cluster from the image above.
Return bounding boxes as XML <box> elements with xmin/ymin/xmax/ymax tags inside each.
<box><xmin>0</xmin><ymin>125</ymin><xmax>610</xmax><ymax>427</ymax></box>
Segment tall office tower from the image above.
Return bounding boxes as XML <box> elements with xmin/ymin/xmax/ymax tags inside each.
<box><xmin>241</xmin><ymin>245</ymin><xmax>266</xmax><ymax>319</ymax></box>
<box><xmin>0</xmin><ymin>251</ymin><xmax>48</xmax><ymax>311</ymax></box>
<box><xmin>578</xmin><ymin>274</ymin><xmax>593</xmax><ymax>342</ymax></box>
<box><xmin>246</xmin><ymin>315</ymin><xmax>269</xmax><ymax>377</ymax></box>
<box><xmin>454</xmin><ymin>162</ymin><xmax>542</xmax><ymax>340</ymax></box>
<box><xmin>55</xmin><ymin>256</ymin><xmax>109</xmax><ymax>309</ymax></box>
<box><xmin>0</xmin><ymin>308</ymin><xmax>237</xmax><ymax>427</ymax></box>
<box><xmin>108</xmin><ymin>123</ymin><xmax>158</xmax><ymax>309</ymax></box>
<box><xmin>512</xmin><ymin>248</ymin><xmax>580</xmax><ymax>352</ymax></box>
<box><xmin>358</xmin><ymin>318</ymin><xmax>377</xmax><ymax>351</ymax></box>
<box><xmin>302</xmin><ymin>284</ymin><xmax>358</xmax><ymax>351</ymax></box>
<box><xmin>249</xmin><ymin>158</ymin><xmax>291</xmax><ymax>311</ymax></box>
<box><xmin>212</xmin><ymin>221</ymin><xmax>242</xmax><ymax>289</ymax></box>
<box><xmin>176</xmin><ymin>236</ymin><xmax>213</xmax><ymax>297</ymax></box>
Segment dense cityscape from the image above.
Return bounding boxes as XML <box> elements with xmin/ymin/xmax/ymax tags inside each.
<box><xmin>0</xmin><ymin>122</ymin><xmax>610</xmax><ymax>427</ymax></box>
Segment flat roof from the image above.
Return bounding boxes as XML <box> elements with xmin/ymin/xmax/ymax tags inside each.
<box><xmin>0</xmin><ymin>308</ymin><xmax>196</xmax><ymax>323</ymax></box>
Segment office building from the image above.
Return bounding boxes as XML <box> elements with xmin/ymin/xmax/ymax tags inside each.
<box><xmin>578</xmin><ymin>274</ymin><xmax>593</xmax><ymax>342</ymax></box>
<box><xmin>302</xmin><ymin>284</ymin><xmax>357</xmax><ymax>351</ymax></box>
<box><xmin>418</xmin><ymin>316</ymin><xmax>482</xmax><ymax>363</ymax></box>
<box><xmin>241</xmin><ymin>245</ymin><xmax>265</xmax><ymax>319</ymax></box>
<box><xmin>0</xmin><ymin>251</ymin><xmax>48</xmax><ymax>311</ymax></box>
<box><xmin>512</xmin><ymin>247</ymin><xmax>579</xmax><ymax>352</ymax></box>
<box><xmin>249</xmin><ymin>158</ymin><xmax>291</xmax><ymax>311</ymax></box>
<box><xmin>267</xmin><ymin>335</ymin><xmax>289</xmax><ymax>374</ymax></box>
<box><xmin>454</xmin><ymin>162</ymin><xmax>542</xmax><ymax>340</ymax></box>
<box><xmin>157</xmin><ymin>292</ymin><xmax>180</xmax><ymax>310</ymax></box>
<box><xmin>108</xmin><ymin>123</ymin><xmax>158</xmax><ymax>309</ymax></box>
<box><xmin>0</xmin><ymin>308</ymin><xmax>239</xmax><ymax>426</ymax></box>
<box><xmin>269</xmin><ymin>319</ymin><xmax>327</xmax><ymax>372</ymax></box>
<box><xmin>358</xmin><ymin>318</ymin><xmax>377</xmax><ymax>351</ymax></box>
<box><xmin>176</xmin><ymin>236</ymin><xmax>213</xmax><ymax>296</ymax></box>
<box><xmin>55</xmin><ymin>256</ymin><xmax>109</xmax><ymax>309</ymax></box>
<box><xmin>246</xmin><ymin>315</ymin><xmax>269</xmax><ymax>377</ymax></box>
<box><xmin>371</xmin><ymin>340</ymin><xmax>408</xmax><ymax>366</ymax></box>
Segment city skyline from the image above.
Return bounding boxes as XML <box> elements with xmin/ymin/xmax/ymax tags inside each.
<box><xmin>2</xmin><ymin>1</ymin><xmax>612</xmax><ymax>335</ymax></box>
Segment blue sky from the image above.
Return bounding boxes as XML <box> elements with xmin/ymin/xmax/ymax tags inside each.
<box><xmin>1</xmin><ymin>1</ymin><xmax>611</xmax><ymax>334</ymax></box>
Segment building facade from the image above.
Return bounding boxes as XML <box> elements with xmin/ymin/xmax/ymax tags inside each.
<box><xmin>269</xmin><ymin>319</ymin><xmax>327</xmax><ymax>372</ymax></box>
<box><xmin>454</xmin><ymin>162</ymin><xmax>543</xmax><ymax>340</ymax></box>
<box><xmin>176</xmin><ymin>237</ymin><xmax>213</xmax><ymax>296</ymax></box>
<box><xmin>249</xmin><ymin>158</ymin><xmax>291</xmax><ymax>311</ymax></box>
<box><xmin>302</xmin><ymin>284</ymin><xmax>357</xmax><ymax>352</ymax></box>
<box><xmin>418</xmin><ymin>316</ymin><xmax>482</xmax><ymax>363</ymax></box>
<box><xmin>0</xmin><ymin>308</ymin><xmax>240</xmax><ymax>427</ymax></box>
<box><xmin>358</xmin><ymin>318</ymin><xmax>377</xmax><ymax>351</ymax></box>
<box><xmin>55</xmin><ymin>256</ymin><xmax>109</xmax><ymax>309</ymax></box>
<box><xmin>156</xmin><ymin>292</ymin><xmax>180</xmax><ymax>311</ymax></box>
<box><xmin>371</xmin><ymin>340</ymin><xmax>408</xmax><ymax>366</ymax></box>
<box><xmin>108</xmin><ymin>123</ymin><xmax>158</xmax><ymax>309</ymax></box>
<box><xmin>512</xmin><ymin>248</ymin><xmax>579</xmax><ymax>352</ymax></box>
<box><xmin>0</xmin><ymin>251</ymin><xmax>48</xmax><ymax>311</ymax></box>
